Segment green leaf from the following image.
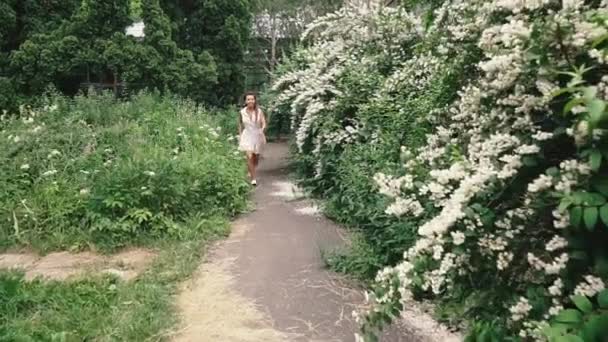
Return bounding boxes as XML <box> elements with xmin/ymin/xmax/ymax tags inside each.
<box><xmin>555</xmin><ymin>309</ymin><xmax>583</xmax><ymax>324</ymax></box>
<box><xmin>522</xmin><ymin>156</ymin><xmax>538</xmax><ymax>167</ymax></box>
<box><xmin>592</xmin><ymin>33</ymin><xmax>608</xmax><ymax>48</ymax></box>
<box><xmin>598</xmin><ymin>289</ymin><xmax>608</xmax><ymax>309</ymax></box>
<box><xmin>556</xmin><ymin>334</ymin><xmax>584</xmax><ymax>342</ymax></box>
<box><xmin>588</xmin><ymin>99</ymin><xmax>607</xmax><ymax>126</ymax></box>
<box><xmin>595</xmin><ymin>254</ymin><xmax>608</xmax><ymax>278</ymax></box>
<box><xmin>590</xmin><ymin>149</ymin><xmax>603</xmax><ymax>172</ymax></box>
<box><xmin>558</xmin><ymin>198</ymin><xmax>573</xmax><ymax>212</ymax></box>
<box><xmin>600</xmin><ymin>204</ymin><xmax>608</xmax><ymax>226</ymax></box>
<box><xmin>583</xmin><ymin>86</ymin><xmax>598</xmax><ymax>100</ymax></box>
<box><xmin>582</xmin><ymin>314</ymin><xmax>607</xmax><ymax>341</ymax></box>
<box><xmin>572</xmin><ymin>192</ymin><xmax>585</xmax><ymax>205</ymax></box>
<box><xmin>552</xmin><ymin>87</ymin><xmax>576</xmax><ymax>98</ymax></box>
<box><xmin>584</xmin><ymin>207</ymin><xmax>598</xmax><ymax>231</ymax></box>
<box><xmin>478</xmin><ymin>329</ymin><xmax>490</xmax><ymax>342</ymax></box>
<box><xmin>570</xmin><ymin>206</ymin><xmax>583</xmax><ymax>228</ymax></box>
<box><xmin>544</xmin><ymin>325</ymin><xmax>568</xmax><ymax>339</ymax></box>
<box><xmin>585</xmin><ymin>192</ymin><xmax>606</xmax><ymax>206</ymax></box>
<box><xmin>570</xmin><ymin>250</ymin><xmax>588</xmax><ymax>261</ymax></box>
<box><xmin>592</xmin><ymin>176</ymin><xmax>608</xmax><ymax>196</ymax></box>
<box><xmin>571</xmin><ymin>295</ymin><xmax>593</xmax><ymax>313</ymax></box>
<box><xmin>564</xmin><ymin>98</ymin><xmax>585</xmax><ymax>115</ymax></box>
<box><xmin>547</xmin><ymin>167</ymin><xmax>560</xmax><ymax>177</ymax></box>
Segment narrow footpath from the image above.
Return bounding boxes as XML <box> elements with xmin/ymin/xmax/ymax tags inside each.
<box><xmin>172</xmin><ymin>143</ymin><xmax>422</xmax><ymax>342</ymax></box>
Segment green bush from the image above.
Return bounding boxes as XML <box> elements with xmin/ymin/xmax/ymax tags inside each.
<box><xmin>269</xmin><ymin>1</ymin><xmax>608</xmax><ymax>341</ymax></box>
<box><xmin>0</xmin><ymin>92</ymin><xmax>248</xmax><ymax>252</ymax></box>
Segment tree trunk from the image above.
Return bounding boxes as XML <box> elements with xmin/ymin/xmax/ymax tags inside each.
<box><xmin>269</xmin><ymin>12</ymin><xmax>277</xmax><ymax>73</ymax></box>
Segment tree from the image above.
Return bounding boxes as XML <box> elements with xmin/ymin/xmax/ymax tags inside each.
<box><xmin>246</xmin><ymin>0</ymin><xmax>343</xmax><ymax>90</ymax></box>
<box><xmin>0</xmin><ymin>0</ymin><xmax>82</xmax><ymax>53</ymax></box>
<box><xmin>0</xmin><ymin>0</ymin><xmax>233</xmax><ymax>111</ymax></box>
<box><xmin>158</xmin><ymin>0</ymin><xmax>252</xmax><ymax>105</ymax></box>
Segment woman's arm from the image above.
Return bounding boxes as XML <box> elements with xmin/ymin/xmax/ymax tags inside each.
<box><xmin>260</xmin><ymin>110</ymin><xmax>267</xmax><ymax>132</ymax></box>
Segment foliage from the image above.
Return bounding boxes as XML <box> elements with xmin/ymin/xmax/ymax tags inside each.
<box><xmin>268</xmin><ymin>0</ymin><xmax>608</xmax><ymax>341</ymax></box>
<box><xmin>0</xmin><ymin>92</ymin><xmax>248</xmax><ymax>252</ymax></box>
<box><xmin>159</xmin><ymin>0</ymin><xmax>252</xmax><ymax>105</ymax></box>
<box><xmin>0</xmin><ymin>0</ymin><xmax>254</xmax><ymax>111</ymax></box>
<box><xmin>541</xmin><ymin>290</ymin><xmax>608</xmax><ymax>342</ymax></box>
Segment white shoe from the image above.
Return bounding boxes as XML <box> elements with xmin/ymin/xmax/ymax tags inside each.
<box><xmin>251</xmin><ymin>179</ymin><xmax>257</xmax><ymax>186</ymax></box>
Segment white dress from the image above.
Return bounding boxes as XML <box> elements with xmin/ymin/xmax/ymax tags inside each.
<box><xmin>238</xmin><ymin>107</ymin><xmax>265</xmax><ymax>154</ymax></box>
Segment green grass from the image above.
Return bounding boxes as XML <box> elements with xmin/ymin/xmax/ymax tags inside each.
<box><xmin>0</xmin><ymin>92</ymin><xmax>251</xmax><ymax>341</ymax></box>
<box><xmin>0</xmin><ymin>215</ymin><xmax>229</xmax><ymax>342</ymax></box>
<box><xmin>0</xmin><ymin>92</ymin><xmax>249</xmax><ymax>253</ymax></box>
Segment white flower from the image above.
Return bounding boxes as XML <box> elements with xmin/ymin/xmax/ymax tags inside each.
<box><xmin>545</xmin><ymin>236</ymin><xmax>568</xmax><ymax>252</ymax></box>
<box><xmin>450</xmin><ymin>231</ymin><xmax>466</xmax><ymax>245</ymax></box>
<box><xmin>143</xmin><ymin>171</ymin><xmax>156</xmax><ymax>177</ymax></box>
<box><xmin>516</xmin><ymin>144</ymin><xmax>540</xmax><ymax>155</ymax></box>
<box><xmin>79</xmin><ymin>188</ymin><xmax>90</xmax><ymax>196</ymax></box>
<box><xmin>497</xmin><ymin>252</ymin><xmax>514</xmax><ymax>270</ymax></box>
<box><xmin>528</xmin><ymin>174</ymin><xmax>553</xmax><ymax>193</ymax></box>
<box><xmin>20</xmin><ymin>164</ymin><xmax>30</xmax><ymax>170</ymax></box>
<box><xmin>562</xmin><ymin>0</ymin><xmax>585</xmax><ymax>9</ymax></box>
<box><xmin>42</xmin><ymin>170</ymin><xmax>58</xmax><ymax>177</ymax></box>
<box><xmin>432</xmin><ymin>245</ymin><xmax>444</xmax><ymax>260</ymax></box>
<box><xmin>574</xmin><ymin>275</ymin><xmax>605</xmax><ymax>297</ymax></box>
<box><xmin>544</xmin><ymin>253</ymin><xmax>569</xmax><ymax>275</ymax></box>
<box><xmin>527</xmin><ymin>252</ymin><xmax>545</xmax><ymax>271</ymax></box>
<box><xmin>385</xmin><ymin>197</ymin><xmax>424</xmax><ymax>217</ymax></box>
<box><xmin>548</xmin><ymin>303</ymin><xmax>564</xmax><ymax>317</ymax></box>
<box><xmin>553</xmin><ymin>209</ymin><xmax>569</xmax><ymax>229</ymax></box>
<box><xmin>532</xmin><ymin>131</ymin><xmax>553</xmax><ymax>141</ymax></box>
<box><xmin>509</xmin><ymin>297</ymin><xmax>532</xmax><ymax>322</ymax></box>
<box><xmin>548</xmin><ymin>278</ymin><xmax>563</xmax><ymax>296</ymax></box>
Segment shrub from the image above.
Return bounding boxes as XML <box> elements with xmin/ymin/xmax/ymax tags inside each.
<box><xmin>267</xmin><ymin>0</ymin><xmax>608</xmax><ymax>341</ymax></box>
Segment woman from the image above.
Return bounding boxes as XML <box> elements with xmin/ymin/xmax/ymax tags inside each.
<box><xmin>238</xmin><ymin>92</ymin><xmax>267</xmax><ymax>186</ymax></box>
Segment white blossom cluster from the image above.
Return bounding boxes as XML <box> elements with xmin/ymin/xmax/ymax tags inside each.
<box><xmin>269</xmin><ymin>4</ymin><xmax>423</xmax><ymax>157</ymax></box>
<box><xmin>269</xmin><ymin>0</ymin><xmax>608</xmax><ymax>339</ymax></box>
<box><xmin>355</xmin><ymin>0</ymin><xmax>608</xmax><ymax>337</ymax></box>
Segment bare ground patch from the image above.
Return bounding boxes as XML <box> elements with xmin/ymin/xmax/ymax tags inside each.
<box><xmin>171</xmin><ymin>257</ymin><xmax>289</xmax><ymax>342</ymax></box>
<box><xmin>0</xmin><ymin>248</ymin><xmax>157</xmax><ymax>281</ymax></box>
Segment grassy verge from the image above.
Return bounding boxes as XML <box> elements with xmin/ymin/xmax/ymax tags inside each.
<box><xmin>0</xmin><ymin>215</ymin><xmax>229</xmax><ymax>341</ymax></box>
<box><xmin>0</xmin><ymin>92</ymin><xmax>251</xmax><ymax>341</ymax></box>
<box><xmin>0</xmin><ymin>92</ymin><xmax>248</xmax><ymax>253</ymax></box>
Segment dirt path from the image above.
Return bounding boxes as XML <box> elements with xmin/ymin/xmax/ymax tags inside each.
<box><xmin>172</xmin><ymin>143</ymin><xmax>426</xmax><ymax>342</ymax></box>
<box><xmin>0</xmin><ymin>248</ymin><xmax>155</xmax><ymax>281</ymax></box>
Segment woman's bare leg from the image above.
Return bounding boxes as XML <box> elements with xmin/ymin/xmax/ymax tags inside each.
<box><xmin>246</xmin><ymin>152</ymin><xmax>255</xmax><ymax>180</ymax></box>
<box><xmin>253</xmin><ymin>153</ymin><xmax>259</xmax><ymax>168</ymax></box>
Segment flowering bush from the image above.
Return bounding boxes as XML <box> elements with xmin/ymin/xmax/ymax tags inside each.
<box><xmin>268</xmin><ymin>0</ymin><xmax>608</xmax><ymax>340</ymax></box>
<box><xmin>0</xmin><ymin>92</ymin><xmax>249</xmax><ymax>252</ymax></box>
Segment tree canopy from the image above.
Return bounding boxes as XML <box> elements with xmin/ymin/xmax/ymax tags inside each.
<box><xmin>0</xmin><ymin>0</ymin><xmax>253</xmax><ymax>111</ymax></box>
